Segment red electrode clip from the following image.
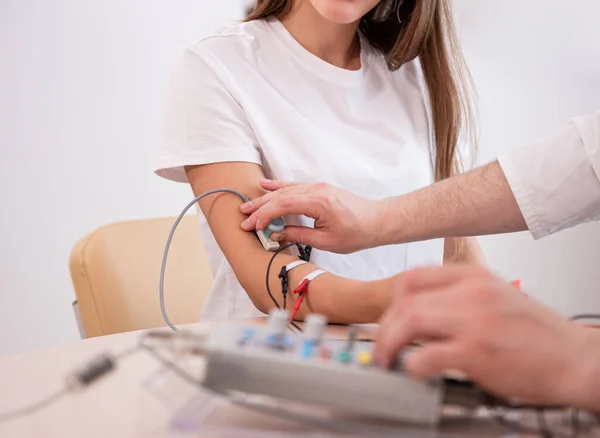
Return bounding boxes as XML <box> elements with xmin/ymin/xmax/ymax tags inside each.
<box><xmin>289</xmin><ymin>278</ymin><xmax>309</xmax><ymax>323</ymax></box>
<box><xmin>288</xmin><ymin>270</ymin><xmax>326</xmax><ymax>324</ymax></box>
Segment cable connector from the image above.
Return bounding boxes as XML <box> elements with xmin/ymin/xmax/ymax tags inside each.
<box><xmin>279</xmin><ymin>260</ymin><xmax>308</xmax><ymax>310</ymax></box>
<box><xmin>296</xmin><ymin>243</ymin><xmax>312</xmax><ymax>262</ymax></box>
<box><xmin>66</xmin><ymin>354</ymin><xmax>116</xmax><ymax>390</ymax></box>
<box><xmin>303</xmin><ymin>245</ymin><xmax>313</xmax><ymax>261</ymax></box>
<box><xmin>278</xmin><ymin>266</ymin><xmax>289</xmax><ymax>309</ymax></box>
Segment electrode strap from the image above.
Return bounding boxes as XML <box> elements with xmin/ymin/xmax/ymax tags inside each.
<box><xmin>305</xmin><ymin>269</ymin><xmax>326</xmax><ymax>282</ymax></box>
<box><xmin>285</xmin><ymin>260</ymin><xmax>307</xmax><ymax>272</ymax></box>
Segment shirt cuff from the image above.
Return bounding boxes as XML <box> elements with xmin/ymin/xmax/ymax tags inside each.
<box><xmin>498</xmin><ymin>118</ymin><xmax>600</xmax><ymax>240</ymax></box>
<box><xmin>498</xmin><ymin>152</ymin><xmax>546</xmax><ymax>240</ymax></box>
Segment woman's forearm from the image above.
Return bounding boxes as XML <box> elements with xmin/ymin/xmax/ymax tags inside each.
<box><xmin>236</xmin><ymin>248</ymin><xmax>392</xmax><ymax>324</ymax></box>
<box><xmin>376</xmin><ymin>161</ymin><xmax>527</xmax><ymax>246</ymax></box>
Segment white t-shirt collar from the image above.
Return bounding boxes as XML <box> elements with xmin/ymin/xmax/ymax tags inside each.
<box><xmin>267</xmin><ymin>18</ymin><xmax>368</xmax><ymax>87</ymax></box>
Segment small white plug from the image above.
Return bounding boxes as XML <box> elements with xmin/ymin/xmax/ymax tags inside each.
<box><xmin>256</xmin><ymin>229</ymin><xmax>280</xmax><ymax>251</ymax></box>
<box><xmin>255</xmin><ymin>217</ymin><xmax>285</xmax><ymax>252</ymax></box>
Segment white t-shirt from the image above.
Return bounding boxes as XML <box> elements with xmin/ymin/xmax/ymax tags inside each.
<box><xmin>156</xmin><ymin>18</ymin><xmax>445</xmax><ymax>320</ymax></box>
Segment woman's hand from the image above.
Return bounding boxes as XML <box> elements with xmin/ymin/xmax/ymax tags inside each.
<box><xmin>374</xmin><ymin>265</ymin><xmax>600</xmax><ymax>410</ymax></box>
<box><xmin>240</xmin><ymin>179</ymin><xmax>386</xmax><ymax>254</ymax></box>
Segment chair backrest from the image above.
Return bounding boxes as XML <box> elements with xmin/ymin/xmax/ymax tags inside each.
<box><xmin>69</xmin><ymin>216</ymin><xmax>212</xmax><ymax>337</ymax></box>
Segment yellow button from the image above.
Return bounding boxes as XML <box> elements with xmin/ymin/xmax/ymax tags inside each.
<box><xmin>357</xmin><ymin>351</ymin><xmax>371</xmax><ymax>366</ymax></box>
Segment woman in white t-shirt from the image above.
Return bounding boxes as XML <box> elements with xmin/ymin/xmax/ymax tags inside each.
<box><xmin>155</xmin><ymin>0</ymin><xmax>483</xmax><ymax>322</ymax></box>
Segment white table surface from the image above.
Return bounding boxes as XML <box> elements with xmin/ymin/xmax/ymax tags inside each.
<box><xmin>0</xmin><ymin>321</ymin><xmax>587</xmax><ymax>438</ymax></box>
<box><xmin>0</xmin><ymin>323</ymin><xmax>198</xmax><ymax>438</ymax></box>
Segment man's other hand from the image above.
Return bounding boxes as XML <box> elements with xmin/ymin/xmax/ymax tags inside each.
<box><xmin>374</xmin><ymin>265</ymin><xmax>600</xmax><ymax>410</ymax></box>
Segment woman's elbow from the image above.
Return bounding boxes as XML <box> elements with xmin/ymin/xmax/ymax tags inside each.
<box><xmin>239</xmin><ymin>279</ymin><xmax>274</xmax><ymax>314</ymax></box>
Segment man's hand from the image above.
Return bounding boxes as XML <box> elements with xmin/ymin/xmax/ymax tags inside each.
<box><xmin>374</xmin><ymin>265</ymin><xmax>600</xmax><ymax>410</ymax></box>
<box><xmin>240</xmin><ymin>179</ymin><xmax>384</xmax><ymax>253</ymax></box>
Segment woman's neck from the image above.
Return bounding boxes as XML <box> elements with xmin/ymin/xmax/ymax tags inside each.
<box><xmin>280</xmin><ymin>2</ymin><xmax>361</xmax><ymax>70</ymax></box>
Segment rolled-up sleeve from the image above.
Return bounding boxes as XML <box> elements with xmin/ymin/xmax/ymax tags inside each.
<box><xmin>497</xmin><ymin>111</ymin><xmax>600</xmax><ymax>240</ymax></box>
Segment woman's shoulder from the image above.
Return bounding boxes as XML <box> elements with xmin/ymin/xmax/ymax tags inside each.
<box><xmin>185</xmin><ymin>19</ymin><xmax>271</xmax><ymax>66</ymax></box>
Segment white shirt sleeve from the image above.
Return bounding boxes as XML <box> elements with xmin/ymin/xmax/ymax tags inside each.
<box><xmin>155</xmin><ymin>48</ymin><xmax>262</xmax><ymax>183</ymax></box>
<box><xmin>498</xmin><ymin>111</ymin><xmax>600</xmax><ymax>239</ymax></box>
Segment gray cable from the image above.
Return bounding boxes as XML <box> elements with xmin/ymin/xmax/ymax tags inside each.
<box><xmin>0</xmin><ymin>389</ymin><xmax>67</xmax><ymax>422</ymax></box>
<box><xmin>0</xmin><ymin>344</ymin><xmax>141</xmax><ymax>423</ymax></box>
<box><xmin>160</xmin><ymin>189</ymin><xmax>250</xmax><ymax>332</ymax></box>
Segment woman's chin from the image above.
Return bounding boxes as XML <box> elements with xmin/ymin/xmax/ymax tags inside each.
<box><xmin>311</xmin><ymin>0</ymin><xmax>377</xmax><ymax>25</ymax></box>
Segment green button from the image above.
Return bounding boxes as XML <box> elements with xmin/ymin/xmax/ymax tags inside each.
<box><xmin>337</xmin><ymin>351</ymin><xmax>351</xmax><ymax>362</ymax></box>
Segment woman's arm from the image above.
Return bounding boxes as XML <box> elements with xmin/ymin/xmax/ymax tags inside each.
<box><xmin>185</xmin><ymin>162</ymin><xmax>393</xmax><ymax>323</ymax></box>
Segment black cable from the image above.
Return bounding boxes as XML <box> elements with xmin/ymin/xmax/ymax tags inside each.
<box><xmin>265</xmin><ymin>242</ymin><xmax>313</xmax><ymax>334</ymax></box>
<box><xmin>265</xmin><ymin>242</ymin><xmax>298</xmax><ymax>310</ymax></box>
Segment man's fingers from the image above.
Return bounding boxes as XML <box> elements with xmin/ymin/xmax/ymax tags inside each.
<box><xmin>403</xmin><ymin>343</ymin><xmax>464</xmax><ymax>380</ymax></box>
<box><xmin>271</xmin><ymin>226</ymin><xmax>323</xmax><ymax>247</ymax></box>
<box><xmin>374</xmin><ymin>315</ymin><xmax>417</xmax><ymax>368</ymax></box>
<box><xmin>259</xmin><ymin>179</ymin><xmax>300</xmax><ymax>191</ymax></box>
<box><xmin>376</xmin><ymin>268</ymin><xmax>469</xmax><ymax>335</ymax></box>
<box><xmin>240</xmin><ymin>191</ymin><xmax>275</xmax><ymax>215</ymax></box>
<box><xmin>374</xmin><ymin>291</ymin><xmax>462</xmax><ymax>368</ymax></box>
<box><xmin>242</xmin><ymin>195</ymin><xmax>324</xmax><ymax>231</ymax></box>
<box><xmin>240</xmin><ymin>183</ymin><xmax>311</xmax><ymax>215</ymax></box>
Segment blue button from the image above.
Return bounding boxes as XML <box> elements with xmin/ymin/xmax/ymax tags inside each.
<box><xmin>266</xmin><ymin>333</ymin><xmax>279</xmax><ymax>344</ymax></box>
<box><xmin>268</xmin><ymin>217</ymin><xmax>286</xmax><ymax>233</ymax></box>
<box><xmin>301</xmin><ymin>340</ymin><xmax>313</xmax><ymax>359</ymax></box>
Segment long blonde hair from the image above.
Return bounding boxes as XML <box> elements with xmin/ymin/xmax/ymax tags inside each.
<box><xmin>247</xmin><ymin>0</ymin><xmax>477</xmax><ymax>253</ymax></box>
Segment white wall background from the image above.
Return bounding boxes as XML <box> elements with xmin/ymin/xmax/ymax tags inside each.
<box><xmin>453</xmin><ymin>0</ymin><xmax>600</xmax><ymax>316</ymax></box>
<box><xmin>0</xmin><ymin>0</ymin><xmax>244</xmax><ymax>356</ymax></box>
<box><xmin>0</xmin><ymin>0</ymin><xmax>598</xmax><ymax>356</ymax></box>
